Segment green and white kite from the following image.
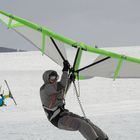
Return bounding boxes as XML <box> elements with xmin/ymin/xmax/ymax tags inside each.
<box><xmin>1</xmin><ymin>10</ymin><xmax>140</xmax><ymax>80</ymax></box>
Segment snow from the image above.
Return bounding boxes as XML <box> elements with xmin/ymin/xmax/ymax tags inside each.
<box><xmin>0</xmin><ymin>48</ymin><xmax>140</xmax><ymax>140</ymax></box>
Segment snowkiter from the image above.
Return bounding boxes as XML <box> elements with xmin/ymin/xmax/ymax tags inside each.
<box><xmin>40</xmin><ymin>60</ymin><xmax>109</xmax><ymax>140</ymax></box>
<box><xmin>0</xmin><ymin>94</ymin><xmax>10</xmax><ymax>107</ymax></box>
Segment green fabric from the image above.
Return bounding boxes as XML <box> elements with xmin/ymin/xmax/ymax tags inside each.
<box><xmin>11</xmin><ymin>23</ymin><xmax>24</xmax><ymax>28</ymax></box>
<box><xmin>74</xmin><ymin>49</ymin><xmax>82</xmax><ymax>71</ymax></box>
<box><xmin>1</xmin><ymin>10</ymin><xmax>140</xmax><ymax>69</ymax></box>
<box><xmin>8</xmin><ymin>18</ymin><xmax>12</xmax><ymax>28</ymax></box>
<box><xmin>77</xmin><ymin>75</ymin><xmax>85</xmax><ymax>80</ymax></box>
<box><xmin>41</xmin><ymin>32</ymin><xmax>46</xmax><ymax>55</ymax></box>
<box><xmin>74</xmin><ymin>49</ymin><xmax>83</xmax><ymax>80</ymax></box>
<box><xmin>113</xmin><ymin>59</ymin><xmax>123</xmax><ymax>80</ymax></box>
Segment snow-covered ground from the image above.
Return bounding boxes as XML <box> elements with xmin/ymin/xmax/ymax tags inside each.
<box><xmin>0</xmin><ymin>47</ymin><xmax>140</xmax><ymax>140</ymax></box>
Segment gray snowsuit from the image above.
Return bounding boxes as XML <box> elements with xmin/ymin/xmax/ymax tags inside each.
<box><xmin>40</xmin><ymin>70</ymin><xmax>109</xmax><ymax>140</ymax></box>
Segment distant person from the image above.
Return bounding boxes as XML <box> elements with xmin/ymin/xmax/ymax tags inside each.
<box><xmin>0</xmin><ymin>94</ymin><xmax>10</xmax><ymax>107</ymax></box>
<box><xmin>40</xmin><ymin>60</ymin><xmax>109</xmax><ymax>140</ymax></box>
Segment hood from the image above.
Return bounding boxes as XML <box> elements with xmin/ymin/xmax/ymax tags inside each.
<box><xmin>43</xmin><ymin>70</ymin><xmax>58</xmax><ymax>84</ymax></box>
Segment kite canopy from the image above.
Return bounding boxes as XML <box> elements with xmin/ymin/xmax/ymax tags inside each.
<box><xmin>1</xmin><ymin>10</ymin><xmax>140</xmax><ymax>80</ymax></box>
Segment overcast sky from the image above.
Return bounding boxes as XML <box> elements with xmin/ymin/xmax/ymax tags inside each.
<box><xmin>1</xmin><ymin>0</ymin><xmax>140</xmax><ymax>50</ymax></box>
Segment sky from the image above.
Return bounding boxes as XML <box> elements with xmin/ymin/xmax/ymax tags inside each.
<box><xmin>1</xmin><ymin>0</ymin><xmax>140</xmax><ymax>50</ymax></box>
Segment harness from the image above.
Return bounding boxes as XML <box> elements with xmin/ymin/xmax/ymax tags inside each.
<box><xmin>43</xmin><ymin>104</ymin><xmax>66</xmax><ymax>127</ymax></box>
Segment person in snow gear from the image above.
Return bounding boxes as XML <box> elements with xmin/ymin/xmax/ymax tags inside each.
<box><xmin>0</xmin><ymin>94</ymin><xmax>10</xmax><ymax>107</ymax></box>
<box><xmin>40</xmin><ymin>60</ymin><xmax>109</xmax><ymax>140</ymax></box>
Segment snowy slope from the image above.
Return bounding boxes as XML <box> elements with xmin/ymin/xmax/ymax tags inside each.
<box><xmin>0</xmin><ymin>47</ymin><xmax>140</xmax><ymax>140</ymax></box>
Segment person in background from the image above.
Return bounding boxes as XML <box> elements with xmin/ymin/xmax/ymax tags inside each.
<box><xmin>0</xmin><ymin>93</ymin><xmax>10</xmax><ymax>107</ymax></box>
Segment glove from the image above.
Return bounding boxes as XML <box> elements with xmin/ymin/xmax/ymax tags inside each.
<box><xmin>70</xmin><ymin>73</ymin><xmax>76</xmax><ymax>81</ymax></box>
<box><xmin>62</xmin><ymin>60</ymin><xmax>70</xmax><ymax>72</ymax></box>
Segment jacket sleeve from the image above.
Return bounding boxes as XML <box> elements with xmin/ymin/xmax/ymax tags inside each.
<box><xmin>60</xmin><ymin>71</ymin><xmax>72</xmax><ymax>89</ymax></box>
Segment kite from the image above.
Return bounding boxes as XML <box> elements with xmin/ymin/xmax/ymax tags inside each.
<box><xmin>1</xmin><ymin>10</ymin><xmax>140</xmax><ymax>117</ymax></box>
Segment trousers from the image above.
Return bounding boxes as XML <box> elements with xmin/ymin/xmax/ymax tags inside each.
<box><xmin>57</xmin><ymin>110</ymin><xmax>109</xmax><ymax>140</ymax></box>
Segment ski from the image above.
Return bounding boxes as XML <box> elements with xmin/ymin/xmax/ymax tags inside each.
<box><xmin>0</xmin><ymin>85</ymin><xmax>2</xmax><ymax>93</ymax></box>
<box><xmin>4</xmin><ymin>80</ymin><xmax>17</xmax><ymax>105</ymax></box>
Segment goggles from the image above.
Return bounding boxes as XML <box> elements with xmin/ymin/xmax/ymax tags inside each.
<box><xmin>49</xmin><ymin>75</ymin><xmax>59</xmax><ymax>81</ymax></box>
